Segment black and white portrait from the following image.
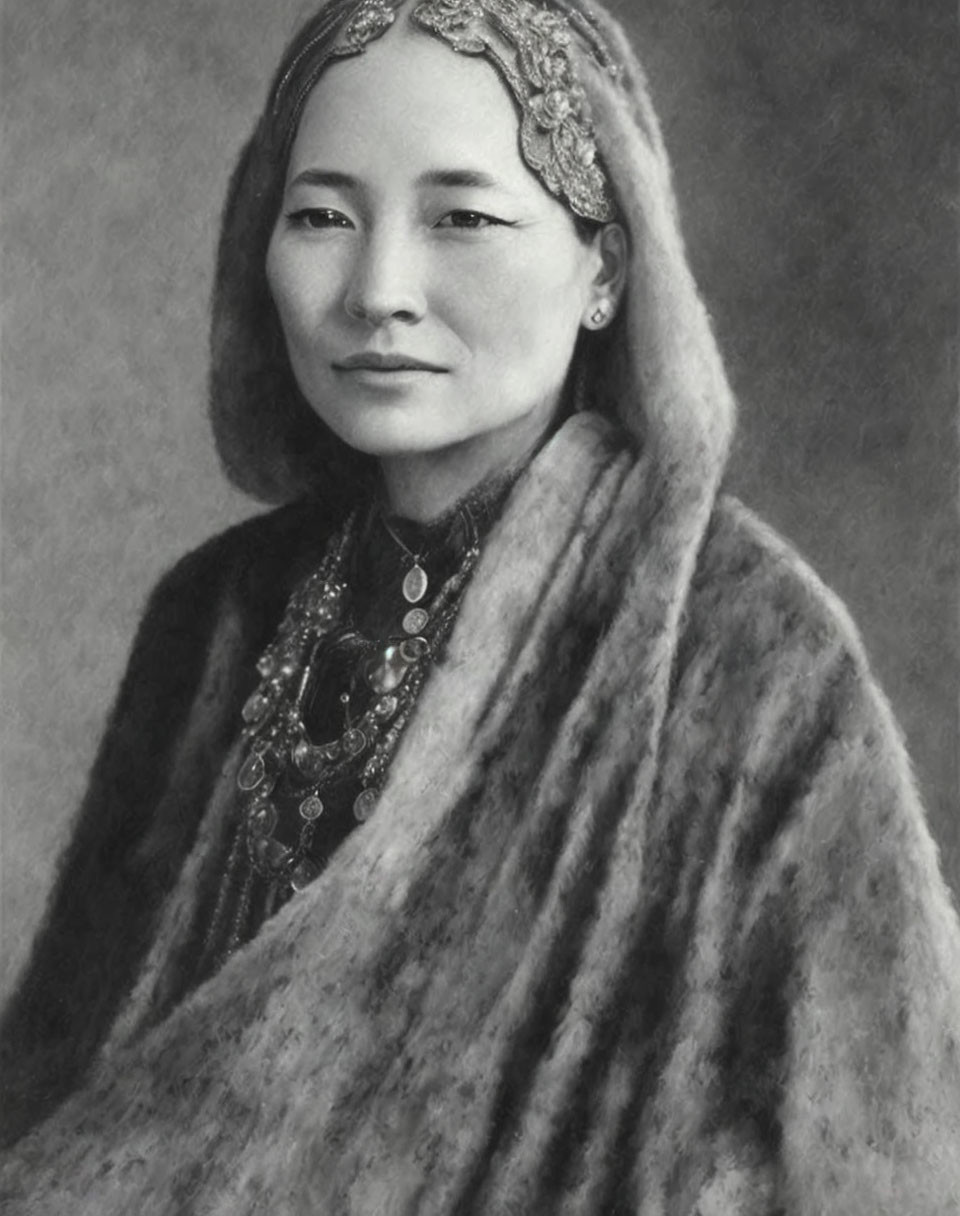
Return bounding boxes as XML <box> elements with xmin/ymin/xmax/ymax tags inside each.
<box><xmin>2</xmin><ymin>0</ymin><xmax>957</xmax><ymax>1210</ymax></box>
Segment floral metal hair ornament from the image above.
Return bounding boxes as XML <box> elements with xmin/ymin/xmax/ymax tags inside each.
<box><xmin>272</xmin><ymin>0</ymin><xmax>619</xmax><ymax>223</ymax></box>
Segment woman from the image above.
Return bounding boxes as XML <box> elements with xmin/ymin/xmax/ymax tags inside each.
<box><xmin>2</xmin><ymin>0</ymin><xmax>958</xmax><ymax>1211</ymax></box>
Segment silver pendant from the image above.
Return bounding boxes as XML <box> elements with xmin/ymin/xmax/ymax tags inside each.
<box><xmin>241</xmin><ymin>691</ymin><xmax>269</xmax><ymax>724</ymax></box>
<box><xmin>299</xmin><ymin>794</ymin><xmax>324</xmax><ymax>822</ymax></box>
<box><xmin>402</xmin><ymin>563</ymin><xmax>428</xmax><ymax>604</ymax></box>
<box><xmin>247</xmin><ymin>799</ymin><xmax>278</xmax><ymax>837</ymax></box>
<box><xmin>353</xmin><ymin>788</ymin><xmax>379</xmax><ymax>822</ymax></box>
<box><xmin>289</xmin><ymin>857</ymin><xmax>319</xmax><ymax>892</ymax></box>
<box><xmin>402</xmin><ymin>607</ymin><xmax>429</xmax><ymax>635</ymax></box>
<box><xmin>237</xmin><ymin>750</ymin><xmax>266</xmax><ymax>791</ymax></box>
<box><xmin>292</xmin><ymin>739</ymin><xmax>327</xmax><ymax>780</ymax></box>
<box><xmin>343</xmin><ymin>727</ymin><xmax>367</xmax><ymax>757</ymax></box>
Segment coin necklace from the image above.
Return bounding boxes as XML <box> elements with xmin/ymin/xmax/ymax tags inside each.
<box><xmin>233</xmin><ymin>505</ymin><xmax>480</xmax><ymax>895</ymax></box>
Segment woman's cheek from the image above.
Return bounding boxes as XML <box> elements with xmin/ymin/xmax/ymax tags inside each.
<box><xmin>463</xmin><ymin>239</ymin><xmax>583</xmax><ymax>334</ymax></box>
<box><xmin>441</xmin><ymin>264</ymin><xmax>536</xmax><ymax>348</ymax></box>
<box><xmin>268</xmin><ymin>240</ymin><xmax>341</xmax><ymax>336</ymax></box>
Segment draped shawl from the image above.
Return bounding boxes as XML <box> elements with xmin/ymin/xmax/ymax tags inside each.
<box><xmin>3</xmin><ymin>0</ymin><xmax>960</xmax><ymax>1210</ymax></box>
<box><xmin>2</xmin><ymin>413</ymin><xmax>959</xmax><ymax>1213</ymax></box>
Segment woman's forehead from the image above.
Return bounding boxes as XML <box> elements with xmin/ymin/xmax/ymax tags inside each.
<box><xmin>285</xmin><ymin>25</ymin><xmax>533</xmax><ymax>190</ymax></box>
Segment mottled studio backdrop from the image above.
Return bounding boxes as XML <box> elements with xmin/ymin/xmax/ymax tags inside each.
<box><xmin>1</xmin><ymin>0</ymin><xmax>956</xmax><ymax>1000</ymax></box>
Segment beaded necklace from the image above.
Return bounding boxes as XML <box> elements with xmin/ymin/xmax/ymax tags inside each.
<box><xmin>233</xmin><ymin>504</ymin><xmax>480</xmax><ymax>896</ymax></box>
<box><xmin>192</xmin><ymin>476</ymin><xmax>516</xmax><ymax>980</ymax></box>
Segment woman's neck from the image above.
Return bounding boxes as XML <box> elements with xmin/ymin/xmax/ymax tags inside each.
<box><xmin>379</xmin><ymin>454</ymin><xmax>496</xmax><ymax>523</ymax></box>
<box><xmin>378</xmin><ymin>403</ymin><xmax>562</xmax><ymax>523</ymax></box>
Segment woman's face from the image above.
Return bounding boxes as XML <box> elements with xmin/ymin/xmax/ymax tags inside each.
<box><xmin>266</xmin><ymin>23</ymin><xmax>610</xmax><ymax>464</ymax></box>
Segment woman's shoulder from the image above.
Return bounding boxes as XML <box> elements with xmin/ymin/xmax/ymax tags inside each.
<box><xmin>677</xmin><ymin>496</ymin><xmax>926</xmax><ymax>854</ymax></box>
<box><xmin>146</xmin><ymin>498</ymin><xmax>337</xmax><ymax>612</ymax></box>
<box><xmin>687</xmin><ymin>493</ymin><xmax>870</xmax><ymax>673</ymax></box>
<box><xmin>110</xmin><ymin>499</ymin><xmax>341</xmax><ymax>683</ymax></box>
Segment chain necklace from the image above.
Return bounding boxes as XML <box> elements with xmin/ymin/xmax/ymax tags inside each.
<box><xmin>233</xmin><ymin>505</ymin><xmax>480</xmax><ymax>895</ymax></box>
<box><xmin>379</xmin><ymin>511</ymin><xmax>431</xmax><ymax>613</ymax></box>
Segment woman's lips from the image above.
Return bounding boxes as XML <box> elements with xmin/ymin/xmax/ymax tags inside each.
<box><xmin>334</xmin><ymin>352</ymin><xmax>447</xmax><ymax>372</ymax></box>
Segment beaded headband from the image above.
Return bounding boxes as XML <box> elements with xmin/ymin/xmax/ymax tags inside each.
<box><xmin>273</xmin><ymin>0</ymin><xmax>619</xmax><ymax>222</ymax></box>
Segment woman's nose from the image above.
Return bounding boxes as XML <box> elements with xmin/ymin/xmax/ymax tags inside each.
<box><xmin>344</xmin><ymin>227</ymin><xmax>425</xmax><ymax>327</ymax></box>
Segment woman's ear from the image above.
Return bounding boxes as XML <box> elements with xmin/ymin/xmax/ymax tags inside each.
<box><xmin>582</xmin><ymin>222</ymin><xmax>628</xmax><ymax>331</ymax></box>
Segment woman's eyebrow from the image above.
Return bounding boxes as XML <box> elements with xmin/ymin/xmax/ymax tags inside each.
<box><xmin>288</xmin><ymin>168</ymin><xmax>357</xmax><ymax>190</ymax></box>
<box><xmin>287</xmin><ymin>167</ymin><xmax>506</xmax><ymax>192</ymax></box>
<box><xmin>417</xmin><ymin>168</ymin><xmax>501</xmax><ymax>189</ymax></box>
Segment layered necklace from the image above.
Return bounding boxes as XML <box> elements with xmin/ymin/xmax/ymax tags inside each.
<box><xmin>232</xmin><ymin>501</ymin><xmax>481</xmax><ymax>897</ymax></box>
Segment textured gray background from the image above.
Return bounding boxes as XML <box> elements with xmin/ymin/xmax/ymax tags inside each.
<box><xmin>1</xmin><ymin>0</ymin><xmax>956</xmax><ymax>1001</ymax></box>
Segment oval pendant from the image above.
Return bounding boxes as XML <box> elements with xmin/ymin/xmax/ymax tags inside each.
<box><xmin>237</xmin><ymin>750</ymin><xmax>266</xmax><ymax>791</ymax></box>
<box><xmin>299</xmin><ymin>794</ymin><xmax>324</xmax><ymax>822</ymax></box>
<box><xmin>292</xmin><ymin>739</ymin><xmax>327</xmax><ymax>780</ymax></box>
<box><xmin>353</xmin><ymin>788</ymin><xmax>379</xmax><ymax>822</ymax></box>
<box><xmin>402</xmin><ymin>607</ymin><xmax>429</xmax><ymax>635</ymax></box>
<box><xmin>343</xmin><ymin>727</ymin><xmax>367</xmax><ymax>757</ymax></box>
<box><xmin>241</xmin><ymin>691</ymin><xmax>269</xmax><ymax>724</ymax></box>
<box><xmin>289</xmin><ymin>857</ymin><xmax>320</xmax><ymax>893</ymax></box>
<box><xmin>402</xmin><ymin>564</ymin><xmax>428</xmax><ymax>604</ymax></box>
<box><xmin>247</xmin><ymin>799</ymin><xmax>278</xmax><ymax>837</ymax></box>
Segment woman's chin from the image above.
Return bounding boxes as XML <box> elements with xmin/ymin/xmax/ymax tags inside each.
<box><xmin>324</xmin><ymin>416</ymin><xmax>472</xmax><ymax>460</ymax></box>
<box><xmin>321</xmin><ymin>404</ymin><xmax>559</xmax><ymax>472</ymax></box>
<box><xmin>308</xmin><ymin>386</ymin><xmax>454</xmax><ymax>456</ymax></box>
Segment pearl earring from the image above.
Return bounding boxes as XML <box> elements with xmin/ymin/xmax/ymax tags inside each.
<box><xmin>589</xmin><ymin>301</ymin><xmax>611</xmax><ymax>328</ymax></box>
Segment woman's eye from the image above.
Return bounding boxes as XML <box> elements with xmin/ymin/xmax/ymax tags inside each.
<box><xmin>435</xmin><ymin>210</ymin><xmax>510</xmax><ymax>230</ymax></box>
<box><xmin>287</xmin><ymin>208</ymin><xmax>352</xmax><ymax>230</ymax></box>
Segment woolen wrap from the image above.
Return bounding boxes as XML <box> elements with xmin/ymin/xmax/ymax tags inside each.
<box><xmin>2</xmin><ymin>1</ymin><xmax>959</xmax><ymax>1212</ymax></box>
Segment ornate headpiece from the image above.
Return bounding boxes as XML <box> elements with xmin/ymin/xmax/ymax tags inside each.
<box><xmin>272</xmin><ymin>0</ymin><xmax>619</xmax><ymax>222</ymax></box>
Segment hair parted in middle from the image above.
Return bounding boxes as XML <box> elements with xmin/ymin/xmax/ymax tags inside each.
<box><xmin>208</xmin><ymin>0</ymin><xmax>635</xmax><ymax>509</ymax></box>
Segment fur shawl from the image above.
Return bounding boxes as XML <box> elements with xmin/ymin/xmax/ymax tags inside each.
<box><xmin>3</xmin><ymin>0</ymin><xmax>960</xmax><ymax>1208</ymax></box>
<box><xmin>2</xmin><ymin>413</ymin><xmax>959</xmax><ymax>1214</ymax></box>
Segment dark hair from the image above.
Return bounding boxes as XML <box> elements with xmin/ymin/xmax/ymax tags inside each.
<box><xmin>209</xmin><ymin>0</ymin><xmax>622</xmax><ymax>508</ymax></box>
